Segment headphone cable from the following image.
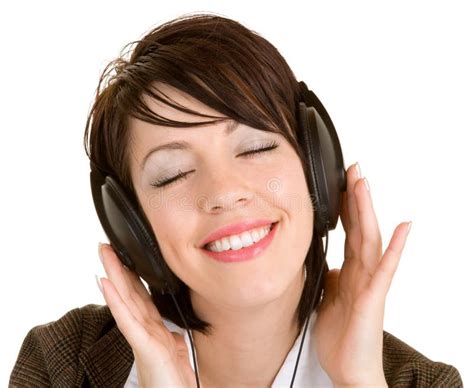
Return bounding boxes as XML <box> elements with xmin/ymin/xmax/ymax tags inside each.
<box><xmin>172</xmin><ymin>224</ymin><xmax>329</xmax><ymax>388</ymax></box>
<box><xmin>290</xmin><ymin>224</ymin><xmax>329</xmax><ymax>387</ymax></box>
<box><xmin>171</xmin><ymin>293</ymin><xmax>201</xmax><ymax>388</ymax></box>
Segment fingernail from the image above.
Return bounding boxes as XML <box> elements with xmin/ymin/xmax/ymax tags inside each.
<box><xmin>98</xmin><ymin>242</ymin><xmax>104</xmax><ymax>264</ymax></box>
<box><xmin>355</xmin><ymin>162</ymin><xmax>362</xmax><ymax>178</ymax></box>
<box><xmin>406</xmin><ymin>221</ymin><xmax>412</xmax><ymax>237</ymax></box>
<box><xmin>363</xmin><ymin>177</ymin><xmax>370</xmax><ymax>192</ymax></box>
<box><xmin>95</xmin><ymin>274</ymin><xmax>104</xmax><ymax>294</ymax></box>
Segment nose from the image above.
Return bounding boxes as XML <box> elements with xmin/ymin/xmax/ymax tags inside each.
<box><xmin>197</xmin><ymin>162</ymin><xmax>255</xmax><ymax>213</ymax></box>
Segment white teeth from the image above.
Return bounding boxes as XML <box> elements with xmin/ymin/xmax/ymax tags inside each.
<box><xmin>250</xmin><ymin>229</ymin><xmax>260</xmax><ymax>243</ymax></box>
<box><xmin>229</xmin><ymin>235</ymin><xmax>243</xmax><ymax>250</ymax></box>
<box><xmin>206</xmin><ymin>224</ymin><xmax>273</xmax><ymax>252</ymax></box>
<box><xmin>220</xmin><ymin>238</ymin><xmax>231</xmax><ymax>250</ymax></box>
<box><xmin>240</xmin><ymin>231</ymin><xmax>254</xmax><ymax>247</ymax></box>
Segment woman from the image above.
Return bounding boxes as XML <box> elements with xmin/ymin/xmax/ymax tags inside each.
<box><xmin>10</xmin><ymin>13</ymin><xmax>462</xmax><ymax>387</ymax></box>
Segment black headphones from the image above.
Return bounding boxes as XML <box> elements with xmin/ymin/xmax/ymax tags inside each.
<box><xmin>89</xmin><ymin>81</ymin><xmax>347</xmax><ymax>296</ymax></box>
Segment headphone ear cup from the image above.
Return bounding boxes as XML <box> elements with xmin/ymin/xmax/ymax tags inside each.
<box><xmin>297</xmin><ymin>83</ymin><xmax>347</xmax><ymax>237</ymax></box>
<box><xmin>90</xmin><ymin>165</ymin><xmax>180</xmax><ymax>295</ymax></box>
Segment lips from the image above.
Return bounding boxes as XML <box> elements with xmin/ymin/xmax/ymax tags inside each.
<box><xmin>200</xmin><ymin>221</ymin><xmax>279</xmax><ymax>263</ymax></box>
<box><xmin>199</xmin><ymin>219</ymin><xmax>278</xmax><ymax>249</ymax></box>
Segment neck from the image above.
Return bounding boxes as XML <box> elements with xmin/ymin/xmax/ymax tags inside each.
<box><xmin>190</xmin><ymin>268</ymin><xmax>306</xmax><ymax>388</ymax></box>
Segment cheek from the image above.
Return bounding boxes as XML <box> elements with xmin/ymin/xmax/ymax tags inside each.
<box><xmin>272</xmin><ymin>157</ymin><xmax>314</xmax><ymax>261</ymax></box>
<box><xmin>270</xmin><ymin>156</ymin><xmax>313</xmax><ymax>222</ymax></box>
<box><xmin>136</xmin><ymin>190</ymin><xmax>192</xmax><ymax>269</ymax></box>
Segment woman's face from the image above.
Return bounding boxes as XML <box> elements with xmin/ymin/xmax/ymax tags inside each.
<box><xmin>128</xmin><ymin>83</ymin><xmax>314</xmax><ymax>310</ymax></box>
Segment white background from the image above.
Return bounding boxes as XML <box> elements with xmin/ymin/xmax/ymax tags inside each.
<box><xmin>1</xmin><ymin>1</ymin><xmax>472</xmax><ymax>386</ymax></box>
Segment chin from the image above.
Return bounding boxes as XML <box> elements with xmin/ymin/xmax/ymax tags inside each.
<box><xmin>220</xmin><ymin>273</ymin><xmax>292</xmax><ymax>308</ymax></box>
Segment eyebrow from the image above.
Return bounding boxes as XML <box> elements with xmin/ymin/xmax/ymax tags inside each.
<box><xmin>140</xmin><ymin>119</ymin><xmax>239</xmax><ymax>170</ymax></box>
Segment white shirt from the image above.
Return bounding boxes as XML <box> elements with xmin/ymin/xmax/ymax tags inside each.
<box><xmin>124</xmin><ymin>311</ymin><xmax>333</xmax><ymax>387</ymax></box>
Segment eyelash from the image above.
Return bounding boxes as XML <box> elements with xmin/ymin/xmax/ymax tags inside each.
<box><xmin>151</xmin><ymin>140</ymin><xmax>280</xmax><ymax>188</ymax></box>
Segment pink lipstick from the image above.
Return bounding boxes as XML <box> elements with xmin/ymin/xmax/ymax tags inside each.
<box><xmin>200</xmin><ymin>222</ymin><xmax>278</xmax><ymax>263</ymax></box>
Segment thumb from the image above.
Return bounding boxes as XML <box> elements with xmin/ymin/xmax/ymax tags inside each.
<box><xmin>171</xmin><ymin>332</ymin><xmax>200</xmax><ymax>387</ymax></box>
<box><xmin>171</xmin><ymin>331</ymin><xmax>190</xmax><ymax>362</ymax></box>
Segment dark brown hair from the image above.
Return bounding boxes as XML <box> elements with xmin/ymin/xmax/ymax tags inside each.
<box><xmin>83</xmin><ymin>12</ymin><xmax>327</xmax><ymax>336</ymax></box>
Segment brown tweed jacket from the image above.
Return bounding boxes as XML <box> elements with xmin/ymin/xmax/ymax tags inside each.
<box><xmin>9</xmin><ymin>303</ymin><xmax>463</xmax><ymax>387</ymax></box>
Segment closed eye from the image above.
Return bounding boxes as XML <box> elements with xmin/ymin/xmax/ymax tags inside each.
<box><xmin>238</xmin><ymin>140</ymin><xmax>280</xmax><ymax>158</ymax></box>
<box><xmin>151</xmin><ymin>169</ymin><xmax>191</xmax><ymax>188</ymax></box>
<box><xmin>151</xmin><ymin>140</ymin><xmax>280</xmax><ymax>188</ymax></box>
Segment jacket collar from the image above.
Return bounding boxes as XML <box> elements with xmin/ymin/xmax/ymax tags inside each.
<box><xmin>78</xmin><ymin>322</ymin><xmax>134</xmax><ymax>387</ymax></box>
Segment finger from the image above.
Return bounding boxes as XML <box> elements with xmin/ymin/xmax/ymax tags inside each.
<box><xmin>354</xmin><ymin>177</ymin><xmax>383</xmax><ymax>271</ymax></box>
<box><xmin>100</xmin><ymin>244</ymin><xmax>153</xmax><ymax>301</ymax></box>
<box><xmin>99</xmin><ymin>244</ymin><xmax>148</xmax><ymax>314</ymax></box>
<box><xmin>344</xmin><ymin>163</ymin><xmax>362</xmax><ymax>234</ymax></box>
<box><xmin>99</xmin><ymin>276</ymin><xmax>150</xmax><ymax>350</ymax></box>
<box><xmin>341</xmin><ymin>163</ymin><xmax>363</xmax><ymax>258</ymax></box>
<box><xmin>99</xmin><ymin>243</ymin><xmax>163</xmax><ymax>322</ymax></box>
<box><xmin>369</xmin><ymin>222</ymin><xmax>411</xmax><ymax>298</ymax></box>
<box><xmin>340</xmin><ymin>191</ymin><xmax>350</xmax><ymax>234</ymax></box>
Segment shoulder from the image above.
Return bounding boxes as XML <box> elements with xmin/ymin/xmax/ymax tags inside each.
<box><xmin>10</xmin><ymin>304</ymin><xmax>113</xmax><ymax>387</ymax></box>
<box><xmin>382</xmin><ymin>330</ymin><xmax>463</xmax><ymax>387</ymax></box>
<box><xmin>14</xmin><ymin>303</ymin><xmax>113</xmax><ymax>355</ymax></box>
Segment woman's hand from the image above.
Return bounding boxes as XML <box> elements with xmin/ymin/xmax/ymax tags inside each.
<box><xmin>97</xmin><ymin>243</ymin><xmax>197</xmax><ymax>387</ymax></box>
<box><xmin>313</xmin><ymin>162</ymin><xmax>412</xmax><ymax>387</ymax></box>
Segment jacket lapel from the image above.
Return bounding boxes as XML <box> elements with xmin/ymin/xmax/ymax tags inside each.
<box><xmin>78</xmin><ymin>324</ymin><xmax>134</xmax><ymax>387</ymax></box>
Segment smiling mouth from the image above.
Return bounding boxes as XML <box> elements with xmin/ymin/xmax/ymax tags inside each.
<box><xmin>202</xmin><ymin>221</ymin><xmax>278</xmax><ymax>252</ymax></box>
<box><xmin>200</xmin><ymin>221</ymin><xmax>279</xmax><ymax>263</ymax></box>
